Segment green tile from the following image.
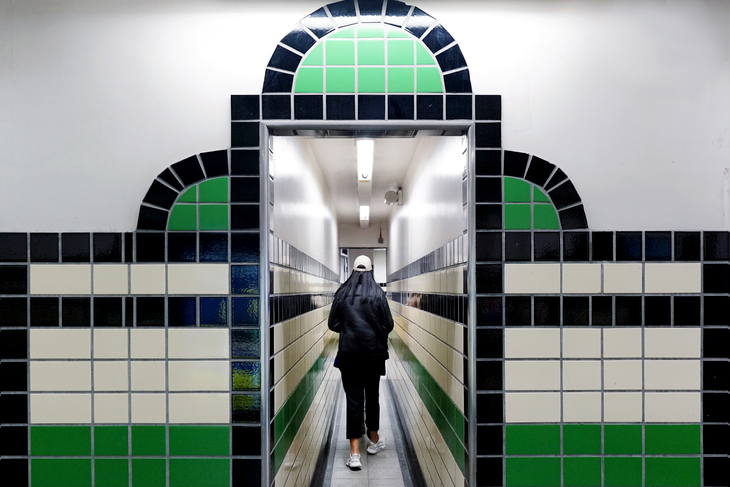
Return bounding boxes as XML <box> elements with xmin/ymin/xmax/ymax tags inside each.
<box><xmin>416</xmin><ymin>67</ymin><xmax>443</xmax><ymax>93</ymax></box>
<box><xmin>358</xmin><ymin>40</ymin><xmax>385</xmax><ymax>65</ymax></box>
<box><xmin>605</xmin><ymin>424</ymin><xmax>642</xmax><ymax>454</ymax></box>
<box><xmin>505</xmin><ymin>204</ymin><xmax>531</xmax><ymax>229</ymax></box>
<box><xmin>645</xmin><ymin>424</ymin><xmax>700</xmax><ymax>454</ymax></box>
<box><xmin>534</xmin><ymin>204</ymin><xmax>560</xmax><ymax>230</ymax></box>
<box><xmin>358</xmin><ymin>67</ymin><xmax>385</xmax><ymax>92</ymax></box>
<box><xmin>564</xmin><ymin>424</ymin><xmax>601</xmax><ymax>454</ymax></box>
<box><xmin>416</xmin><ymin>42</ymin><xmax>436</xmax><ymax>65</ymax></box>
<box><xmin>533</xmin><ymin>187</ymin><xmax>550</xmax><ymax>202</ymax></box>
<box><xmin>605</xmin><ymin>457</ymin><xmax>642</xmax><ymax>487</ymax></box>
<box><xmin>170</xmin><ymin>459</ymin><xmax>230</xmax><ymax>487</ymax></box>
<box><xmin>564</xmin><ymin>457</ymin><xmax>601</xmax><ymax>487</ymax></box>
<box><xmin>95</xmin><ymin>459</ymin><xmax>129</xmax><ymax>487</ymax></box>
<box><xmin>94</xmin><ymin>426</ymin><xmax>129</xmax><ymax>456</ymax></box>
<box><xmin>295</xmin><ymin>67</ymin><xmax>324</xmax><ymax>93</ymax></box>
<box><xmin>301</xmin><ymin>42</ymin><xmax>323</xmax><ymax>66</ymax></box>
<box><xmin>168</xmin><ymin>205</ymin><xmax>197</xmax><ymax>231</ymax></box>
<box><xmin>388</xmin><ymin>67</ymin><xmax>414</xmax><ymax>93</ymax></box>
<box><xmin>31</xmin><ymin>426</ymin><xmax>91</xmax><ymax>456</ymax></box>
<box><xmin>504</xmin><ymin>177</ymin><xmax>531</xmax><ymax>202</ymax></box>
<box><xmin>31</xmin><ymin>459</ymin><xmax>91</xmax><ymax>487</ymax></box>
<box><xmin>169</xmin><ymin>426</ymin><xmax>230</xmax><ymax>456</ymax></box>
<box><xmin>646</xmin><ymin>457</ymin><xmax>700</xmax><ymax>487</ymax></box>
<box><xmin>505</xmin><ymin>425</ymin><xmax>560</xmax><ymax>455</ymax></box>
<box><xmin>329</xmin><ymin>29</ymin><xmax>354</xmax><ymax>39</ymax></box>
<box><xmin>325</xmin><ymin>67</ymin><xmax>355</xmax><ymax>93</ymax></box>
<box><xmin>132</xmin><ymin>459</ymin><xmax>166</xmax><ymax>487</ymax></box>
<box><xmin>357</xmin><ymin>25</ymin><xmax>384</xmax><ymax>38</ymax></box>
<box><xmin>387</xmin><ymin>29</ymin><xmax>411</xmax><ymax>38</ymax></box>
<box><xmin>506</xmin><ymin>457</ymin><xmax>560</xmax><ymax>487</ymax></box>
<box><xmin>177</xmin><ymin>186</ymin><xmax>196</xmax><ymax>203</ymax></box>
<box><xmin>388</xmin><ymin>39</ymin><xmax>414</xmax><ymax>65</ymax></box>
<box><xmin>131</xmin><ymin>425</ymin><xmax>166</xmax><ymax>456</ymax></box>
<box><xmin>199</xmin><ymin>204</ymin><xmax>228</xmax><ymax>230</ymax></box>
<box><xmin>325</xmin><ymin>39</ymin><xmax>355</xmax><ymax>65</ymax></box>
<box><xmin>199</xmin><ymin>177</ymin><xmax>228</xmax><ymax>203</ymax></box>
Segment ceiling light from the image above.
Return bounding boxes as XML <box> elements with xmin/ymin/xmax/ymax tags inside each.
<box><xmin>359</xmin><ymin>205</ymin><xmax>370</xmax><ymax>221</ymax></box>
<box><xmin>357</xmin><ymin>139</ymin><xmax>374</xmax><ymax>182</ymax></box>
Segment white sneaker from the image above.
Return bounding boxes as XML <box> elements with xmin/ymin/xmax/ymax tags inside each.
<box><xmin>367</xmin><ymin>436</ymin><xmax>386</xmax><ymax>455</ymax></box>
<box><xmin>346</xmin><ymin>453</ymin><xmax>362</xmax><ymax>470</ymax></box>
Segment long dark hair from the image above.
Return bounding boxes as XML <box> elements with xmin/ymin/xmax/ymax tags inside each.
<box><xmin>334</xmin><ymin>269</ymin><xmax>384</xmax><ymax>305</ymax></box>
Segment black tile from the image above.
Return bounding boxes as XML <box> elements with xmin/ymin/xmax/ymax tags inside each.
<box><xmin>232</xmin><ymin>205</ymin><xmax>260</xmax><ymax>230</ymax></box>
<box><xmin>703</xmin><ymin>361</ymin><xmax>728</xmax><ymax>391</ymax></box>
<box><xmin>704</xmin><ymin>457</ymin><xmax>728</xmax><ymax>487</ymax></box>
<box><xmin>673</xmin><ymin>296</ymin><xmax>700</xmax><ymax>327</ymax></box>
<box><xmin>436</xmin><ymin>44</ymin><xmax>467</xmax><ymax>73</ymax></box>
<box><xmin>157</xmin><ymin>168</ymin><xmax>183</xmax><ymax>191</ymax></box>
<box><xmin>476</xmin><ymin>328</ymin><xmax>502</xmax><ymax>358</ymax></box>
<box><xmin>476</xmin><ymin>264</ymin><xmax>502</xmax><ymax>294</ymax></box>
<box><xmin>231</xmin><ymin>150</ymin><xmax>260</xmax><ymax>176</ymax></box>
<box><xmin>615</xmin><ymin>296</ymin><xmax>641</xmax><ymax>326</ymax></box>
<box><xmin>476</xmin><ymin>232</ymin><xmax>502</xmax><ymax>261</ymax></box>
<box><xmin>504</xmin><ymin>232</ymin><xmax>531</xmax><ymax>261</ymax></box>
<box><xmin>231</xmin><ymin>122</ymin><xmax>260</xmax><ymax>147</ymax></box>
<box><xmin>124</xmin><ymin>233</ymin><xmax>134</xmax><ymax>262</ymax></box>
<box><xmin>644</xmin><ymin>296</ymin><xmax>670</xmax><ymax>326</ymax></box>
<box><xmin>1</xmin><ymin>298</ymin><xmax>28</xmax><ymax>326</ymax></box>
<box><xmin>232</xmin><ymin>233</ymin><xmax>260</xmax><ymax>263</ymax></box>
<box><xmin>703</xmin><ymin>392</ymin><xmax>728</xmax><ymax>422</ymax></box>
<box><xmin>168</xmin><ymin>297</ymin><xmax>196</xmax><ymax>327</ymax></box>
<box><xmin>416</xmin><ymin>95</ymin><xmax>442</xmax><ymax>120</ymax></box>
<box><xmin>0</xmin><ymin>329</ymin><xmax>27</xmax><ymax>359</ymax></box>
<box><xmin>703</xmin><ymin>264</ymin><xmax>729</xmax><ymax>293</ymax></box>
<box><xmin>592</xmin><ymin>232</ymin><xmax>614</xmax><ymax>261</ymax></box>
<box><xmin>1</xmin><ymin>362</ymin><xmax>28</xmax><ymax>392</ymax></box>
<box><xmin>387</xmin><ymin>94</ymin><xmax>414</xmax><ymax>120</ymax></box>
<box><xmin>559</xmin><ymin>205</ymin><xmax>588</xmax><ymax>230</ymax></box>
<box><xmin>200</xmin><ymin>150</ymin><xmax>229</xmax><ymax>178</ymax></box>
<box><xmin>94</xmin><ymin>297</ymin><xmax>122</xmax><ymax>327</ymax></box>
<box><xmin>616</xmin><ymin>231</ymin><xmax>642</xmax><ymax>261</ymax></box>
<box><xmin>674</xmin><ymin>231</ymin><xmax>700</xmax><ymax>261</ymax></box>
<box><xmin>356</xmin><ymin>0</ymin><xmax>383</xmax><ymax>22</ymax></box>
<box><xmin>475</xmin><ymin>95</ymin><xmax>501</xmax><ymax>121</ymax></box>
<box><xmin>327</xmin><ymin>0</ymin><xmax>356</xmax><ymax>26</ymax></box>
<box><xmin>300</xmin><ymin>7</ymin><xmax>335</xmax><ymax>38</ymax></box>
<box><xmin>326</xmin><ymin>95</ymin><xmax>355</xmax><ymax>120</ymax></box>
<box><xmin>30</xmin><ymin>297</ymin><xmax>59</xmax><ymax>326</ymax></box>
<box><xmin>172</xmin><ymin>155</ymin><xmax>206</xmax><ymax>186</ymax></box>
<box><xmin>404</xmin><ymin>7</ymin><xmax>435</xmax><ymax>38</ymax></box>
<box><xmin>505</xmin><ymin>296</ymin><xmax>531</xmax><ymax>326</ymax></box>
<box><xmin>136</xmin><ymin>206</ymin><xmax>168</xmax><ymax>231</ymax></box>
<box><xmin>143</xmin><ymin>180</ymin><xmax>178</xmax><ymax>210</ymax></box>
<box><xmin>564</xmin><ymin>296</ymin><xmax>589</xmax><ymax>326</ymax></box>
<box><xmin>294</xmin><ymin>95</ymin><xmax>323</xmax><ymax>120</ymax></box>
<box><xmin>200</xmin><ymin>297</ymin><xmax>228</xmax><ymax>327</ymax></box>
<box><xmin>384</xmin><ymin>1</ymin><xmax>411</xmax><ymax>27</ymax></box>
<box><xmin>136</xmin><ymin>233</ymin><xmax>165</xmax><ymax>262</ymax></box>
<box><xmin>476</xmin><ymin>361</ymin><xmax>502</xmax><ymax>390</ymax></box>
<box><xmin>475</xmin><ymin>123</ymin><xmax>501</xmax><ymax>148</ymax></box>
<box><xmin>475</xmin><ymin>204</ymin><xmax>501</xmax><ymax>230</ymax></box>
<box><xmin>0</xmin><ymin>426</ymin><xmax>28</xmax><ymax>455</ymax></box>
<box><xmin>62</xmin><ymin>298</ymin><xmax>90</xmax><ymax>327</ymax></box>
<box><xmin>168</xmin><ymin>233</ymin><xmax>197</xmax><ymax>262</ymax></box>
<box><xmin>645</xmin><ymin>231</ymin><xmax>671</xmax><ymax>261</ymax></box>
<box><xmin>563</xmin><ymin>232</ymin><xmax>589</xmax><ymax>261</ymax></box>
<box><xmin>232</xmin><ymin>177</ymin><xmax>260</xmax><ymax>203</ymax></box>
<box><xmin>544</xmin><ymin>168</ymin><xmax>567</xmax><ymax>190</ymax></box>
<box><xmin>476</xmin><ymin>393</ymin><xmax>503</xmax><ymax>423</ymax></box>
<box><xmin>548</xmin><ymin>180</ymin><xmax>581</xmax><ymax>210</ymax></box>
<box><xmin>93</xmin><ymin>233</ymin><xmax>121</xmax><ymax>263</ymax></box>
<box><xmin>280</xmin><ymin>27</ymin><xmax>316</xmax><ymax>54</ymax></box>
<box><xmin>232</xmin><ymin>265</ymin><xmax>260</xmax><ymax>294</ymax></box>
<box><xmin>475</xmin><ymin>177</ymin><xmax>501</xmax><ymax>203</ymax></box>
<box><xmin>534</xmin><ymin>232</ymin><xmax>560</xmax><ymax>261</ymax></box>
<box><xmin>231</xmin><ymin>95</ymin><xmax>260</xmax><ymax>120</ymax></box>
<box><xmin>476</xmin><ymin>425</ymin><xmax>503</xmax><ymax>456</ymax></box>
<box><xmin>445</xmin><ymin>94</ymin><xmax>471</xmax><ymax>120</ymax></box>
<box><xmin>443</xmin><ymin>70</ymin><xmax>472</xmax><ymax>94</ymax></box>
<box><xmin>61</xmin><ymin>233</ymin><xmax>90</xmax><ymax>263</ymax></box>
<box><xmin>0</xmin><ymin>266</ymin><xmax>27</xmax><ymax>295</ymax></box>
<box><xmin>503</xmin><ymin>151</ymin><xmax>528</xmax><ymax>177</ymax></box>
<box><xmin>261</xmin><ymin>94</ymin><xmax>292</xmax><ymax>121</ymax></box>
<box><xmin>703</xmin><ymin>424</ymin><xmax>729</xmax><ymax>454</ymax></box>
<box><xmin>704</xmin><ymin>328</ymin><xmax>730</xmax><ymax>359</ymax></box>
<box><xmin>704</xmin><ymin>231</ymin><xmax>730</xmax><ymax>261</ymax></box>
<box><xmin>30</xmin><ymin>233</ymin><xmax>58</xmax><ymax>262</ymax></box>
<box><xmin>592</xmin><ymin>296</ymin><xmax>612</xmax><ymax>326</ymax></box>
<box><xmin>125</xmin><ymin>297</ymin><xmax>134</xmax><ymax>327</ymax></box>
<box><xmin>267</xmin><ymin>45</ymin><xmax>302</xmax><ymax>73</ymax></box>
<box><xmin>1</xmin><ymin>393</ymin><xmax>28</xmax><ymax>423</ymax></box>
<box><xmin>524</xmin><ymin>156</ymin><xmax>556</xmax><ymax>187</ymax></box>
<box><xmin>232</xmin><ymin>426</ymin><xmax>262</xmax><ymax>456</ymax></box>
<box><xmin>704</xmin><ymin>296</ymin><xmax>729</xmax><ymax>326</ymax></box>
<box><xmin>475</xmin><ymin>150</ymin><xmax>501</xmax><ymax>175</ymax></box>
<box><xmin>476</xmin><ymin>297</ymin><xmax>502</xmax><ymax>326</ymax></box>
<box><xmin>233</xmin><ymin>458</ymin><xmax>262</xmax><ymax>487</ymax></box>
<box><xmin>136</xmin><ymin>297</ymin><xmax>165</xmax><ymax>327</ymax></box>
<box><xmin>476</xmin><ymin>456</ymin><xmax>503</xmax><ymax>487</ymax></box>
<box><xmin>422</xmin><ymin>24</ymin><xmax>454</xmax><ymax>53</ymax></box>
<box><xmin>200</xmin><ymin>233</ymin><xmax>229</xmax><ymax>262</ymax></box>
<box><xmin>0</xmin><ymin>233</ymin><xmax>27</xmax><ymax>262</ymax></box>
<box><xmin>262</xmin><ymin>69</ymin><xmax>293</xmax><ymax>93</ymax></box>
<box><xmin>359</xmin><ymin>95</ymin><xmax>386</xmax><ymax>120</ymax></box>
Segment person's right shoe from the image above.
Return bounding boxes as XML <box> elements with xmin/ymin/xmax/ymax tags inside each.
<box><xmin>346</xmin><ymin>453</ymin><xmax>362</xmax><ymax>470</ymax></box>
<box><xmin>367</xmin><ymin>436</ymin><xmax>386</xmax><ymax>455</ymax></box>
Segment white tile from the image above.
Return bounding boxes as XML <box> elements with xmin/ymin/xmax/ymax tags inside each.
<box><xmin>93</xmin><ymin>265</ymin><xmax>129</xmax><ymax>295</ymax></box>
<box><xmin>644</xmin><ymin>392</ymin><xmax>700</xmax><ymax>422</ymax></box>
<box><xmin>168</xmin><ymin>361</ymin><xmax>229</xmax><ymax>391</ymax></box>
<box><xmin>94</xmin><ymin>393</ymin><xmax>129</xmax><ymax>423</ymax></box>
<box><xmin>168</xmin><ymin>329</ymin><xmax>229</xmax><ymax>359</ymax></box>
<box><xmin>504</xmin><ymin>329</ymin><xmax>560</xmax><ymax>358</ymax></box>
<box><xmin>93</xmin><ymin>329</ymin><xmax>128</xmax><ymax>359</ymax></box>
<box><xmin>168</xmin><ymin>393</ymin><xmax>229</xmax><ymax>423</ymax></box>
<box><xmin>30</xmin><ymin>264</ymin><xmax>91</xmax><ymax>295</ymax></box>
<box><xmin>644</xmin><ymin>360</ymin><xmax>700</xmax><ymax>390</ymax></box>
<box><xmin>30</xmin><ymin>329</ymin><xmax>91</xmax><ymax>359</ymax></box>
<box><xmin>563</xmin><ymin>361</ymin><xmax>601</xmax><ymax>390</ymax></box>
<box><xmin>130</xmin><ymin>329</ymin><xmax>165</xmax><ymax>359</ymax></box>
<box><xmin>603</xmin><ymin>392</ymin><xmax>643</xmax><ymax>422</ymax></box>
<box><xmin>30</xmin><ymin>361</ymin><xmax>91</xmax><ymax>391</ymax></box>
<box><xmin>562</xmin><ymin>264</ymin><xmax>601</xmax><ymax>294</ymax></box>
<box><xmin>645</xmin><ymin>328</ymin><xmax>700</xmax><ymax>358</ymax></box>
<box><xmin>30</xmin><ymin>393</ymin><xmax>92</xmax><ymax>424</ymax></box>
<box><xmin>505</xmin><ymin>392</ymin><xmax>560</xmax><ymax>422</ymax></box>
<box><xmin>504</xmin><ymin>264</ymin><xmax>560</xmax><ymax>294</ymax></box>
<box><xmin>603</xmin><ymin>263</ymin><xmax>642</xmax><ymax>293</ymax></box>
<box><xmin>504</xmin><ymin>361</ymin><xmax>560</xmax><ymax>391</ymax></box>
<box><xmin>563</xmin><ymin>328</ymin><xmax>601</xmax><ymax>358</ymax></box>
<box><xmin>94</xmin><ymin>361</ymin><xmax>128</xmax><ymax>391</ymax></box>
<box><xmin>130</xmin><ymin>265</ymin><xmax>165</xmax><ymax>294</ymax></box>
<box><xmin>603</xmin><ymin>328</ymin><xmax>642</xmax><ymax>358</ymax></box>
<box><xmin>130</xmin><ymin>361</ymin><xmax>166</xmax><ymax>391</ymax></box>
<box><xmin>130</xmin><ymin>393</ymin><xmax>166</xmax><ymax>423</ymax></box>
<box><xmin>563</xmin><ymin>392</ymin><xmax>601</xmax><ymax>422</ymax></box>
<box><xmin>604</xmin><ymin>360</ymin><xmax>643</xmax><ymax>390</ymax></box>
<box><xmin>644</xmin><ymin>263</ymin><xmax>701</xmax><ymax>294</ymax></box>
<box><xmin>167</xmin><ymin>264</ymin><xmax>230</xmax><ymax>294</ymax></box>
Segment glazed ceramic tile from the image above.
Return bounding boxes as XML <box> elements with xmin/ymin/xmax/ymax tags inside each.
<box><xmin>563</xmin><ymin>392</ymin><xmax>601</xmax><ymax>422</ymax></box>
<box><xmin>602</xmin><ymin>263</ymin><xmax>642</xmax><ymax>293</ymax></box>
<box><xmin>505</xmin><ymin>329</ymin><xmax>560</xmax><ymax>358</ymax></box>
<box><xmin>93</xmin><ymin>361</ymin><xmax>129</xmax><ymax>391</ymax></box>
<box><xmin>562</xmin><ymin>360</ymin><xmax>601</xmax><ymax>390</ymax></box>
<box><xmin>30</xmin><ymin>264</ymin><xmax>91</xmax><ymax>294</ymax></box>
<box><xmin>603</xmin><ymin>392</ymin><xmax>643</xmax><ymax>422</ymax></box>
<box><xmin>168</xmin><ymin>329</ymin><xmax>229</xmax><ymax>359</ymax></box>
<box><xmin>504</xmin><ymin>361</ymin><xmax>560</xmax><ymax>391</ymax></box>
<box><xmin>130</xmin><ymin>393</ymin><xmax>166</xmax><ymax>423</ymax></box>
<box><xmin>168</xmin><ymin>393</ymin><xmax>230</xmax><ymax>423</ymax></box>
<box><xmin>504</xmin><ymin>263</ymin><xmax>560</xmax><ymax>294</ymax></box>
<box><xmin>562</xmin><ymin>263</ymin><xmax>601</xmax><ymax>294</ymax></box>
<box><xmin>644</xmin><ymin>392</ymin><xmax>700</xmax><ymax>422</ymax></box>
<box><xmin>129</xmin><ymin>264</ymin><xmax>166</xmax><ymax>294</ymax></box>
<box><xmin>644</xmin><ymin>263</ymin><xmax>701</xmax><ymax>293</ymax></box>
<box><xmin>644</xmin><ymin>360</ymin><xmax>701</xmax><ymax>390</ymax></box>
<box><xmin>167</xmin><ymin>264</ymin><xmax>230</xmax><ymax>294</ymax></box>
<box><xmin>562</xmin><ymin>328</ymin><xmax>601</xmax><ymax>358</ymax></box>
<box><xmin>30</xmin><ymin>361</ymin><xmax>91</xmax><ymax>391</ymax></box>
<box><xmin>92</xmin><ymin>264</ymin><xmax>129</xmax><ymax>294</ymax></box>
<box><xmin>130</xmin><ymin>361</ymin><xmax>166</xmax><ymax>391</ymax></box>
<box><xmin>168</xmin><ymin>361</ymin><xmax>229</xmax><ymax>391</ymax></box>
<box><xmin>30</xmin><ymin>393</ymin><xmax>92</xmax><ymax>424</ymax></box>
<box><xmin>93</xmin><ymin>329</ymin><xmax>128</xmax><ymax>359</ymax></box>
<box><xmin>129</xmin><ymin>329</ymin><xmax>166</xmax><ymax>359</ymax></box>
<box><xmin>604</xmin><ymin>360</ymin><xmax>643</xmax><ymax>389</ymax></box>
<box><xmin>505</xmin><ymin>393</ymin><xmax>560</xmax><ymax>422</ymax></box>
<box><xmin>644</xmin><ymin>328</ymin><xmax>700</xmax><ymax>358</ymax></box>
<box><xmin>93</xmin><ymin>393</ymin><xmax>130</xmax><ymax>423</ymax></box>
<box><xmin>30</xmin><ymin>329</ymin><xmax>91</xmax><ymax>359</ymax></box>
<box><xmin>602</xmin><ymin>328</ymin><xmax>642</xmax><ymax>358</ymax></box>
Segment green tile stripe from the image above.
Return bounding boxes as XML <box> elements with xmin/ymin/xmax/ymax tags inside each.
<box><xmin>503</xmin><ymin>177</ymin><xmax>560</xmax><ymax>230</ymax></box>
<box><xmin>168</xmin><ymin>176</ymin><xmax>230</xmax><ymax>231</ymax></box>
<box><xmin>389</xmin><ymin>328</ymin><xmax>466</xmax><ymax>474</ymax></box>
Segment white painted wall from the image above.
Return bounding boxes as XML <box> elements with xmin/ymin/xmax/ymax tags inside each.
<box><xmin>0</xmin><ymin>0</ymin><xmax>728</xmax><ymax>231</ymax></box>
<box><xmin>338</xmin><ymin>223</ymin><xmax>388</xmax><ymax>248</ymax></box>
<box><xmin>270</xmin><ymin>137</ymin><xmax>338</xmax><ymax>271</ymax></box>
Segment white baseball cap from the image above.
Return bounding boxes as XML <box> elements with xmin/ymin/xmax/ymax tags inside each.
<box><xmin>352</xmin><ymin>255</ymin><xmax>372</xmax><ymax>272</ymax></box>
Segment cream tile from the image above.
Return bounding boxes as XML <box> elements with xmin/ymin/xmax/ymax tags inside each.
<box><xmin>30</xmin><ymin>361</ymin><xmax>91</xmax><ymax>391</ymax></box>
<box><xmin>645</xmin><ymin>328</ymin><xmax>700</xmax><ymax>358</ymax></box>
<box><xmin>603</xmin><ymin>392</ymin><xmax>643</xmax><ymax>422</ymax></box>
<box><xmin>644</xmin><ymin>263</ymin><xmax>701</xmax><ymax>294</ymax></box>
<box><xmin>93</xmin><ymin>265</ymin><xmax>129</xmax><ymax>295</ymax></box>
<box><xmin>130</xmin><ymin>329</ymin><xmax>165</xmax><ymax>359</ymax></box>
<box><xmin>644</xmin><ymin>360</ymin><xmax>700</xmax><ymax>390</ymax></box>
<box><xmin>94</xmin><ymin>361</ymin><xmax>128</xmax><ymax>391</ymax></box>
<box><xmin>504</xmin><ymin>361</ymin><xmax>560</xmax><ymax>391</ymax></box>
<box><xmin>30</xmin><ymin>329</ymin><xmax>91</xmax><ymax>359</ymax></box>
<box><xmin>603</xmin><ymin>328</ymin><xmax>642</xmax><ymax>358</ymax></box>
<box><xmin>603</xmin><ymin>263</ymin><xmax>642</xmax><ymax>293</ymax></box>
<box><xmin>93</xmin><ymin>329</ymin><xmax>128</xmax><ymax>359</ymax></box>
<box><xmin>130</xmin><ymin>361</ymin><xmax>166</xmax><ymax>391</ymax></box>
<box><xmin>130</xmin><ymin>265</ymin><xmax>165</xmax><ymax>294</ymax></box>
<box><xmin>30</xmin><ymin>264</ymin><xmax>91</xmax><ymax>295</ymax></box>
<box><xmin>168</xmin><ymin>329</ymin><xmax>229</xmax><ymax>359</ymax></box>
<box><xmin>563</xmin><ymin>392</ymin><xmax>601</xmax><ymax>422</ymax></box>
<box><xmin>505</xmin><ymin>392</ymin><xmax>560</xmax><ymax>422</ymax></box>
<box><xmin>504</xmin><ymin>329</ymin><xmax>560</xmax><ymax>358</ymax></box>
<box><xmin>604</xmin><ymin>360</ymin><xmax>642</xmax><ymax>389</ymax></box>
<box><xmin>30</xmin><ymin>393</ymin><xmax>92</xmax><ymax>424</ymax></box>
<box><xmin>167</xmin><ymin>264</ymin><xmax>230</xmax><ymax>294</ymax></box>
<box><xmin>94</xmin><ymin>393</ymin><xmax>129</xmax><ymax>423</ymax></box>
<box><xmin>562</xmin><ymin>264</ymin><xmax>601</xmax><ymax>294</ymax></box>
<box><xmin>644</xmin><ymin>392</ymin><xmax>700</xmax><ymax>422</ymax></box>
<box><xmin>563</xmin><ymin>328</ymin><xmax>601</xmax><ymax>358</ymax></box>
<box><xmin>130</xmin><ymin>393</ymin><xmax>166</xmax><ymax>423</ymax></box>
<box><xmin>504</xmin><ymin>264</ymin><xmax>560</xmax><ymax>294</ymax></box>
<box><xmin>168</xmin><ymin>393</ymin><xmax>229</xmax><ymax>423</ymax></box>
<box><xmin>563</xmin><ymin>360</ymin><xmax>601</xmax><ymax>390</ymax></box>
<box><xmin>168</xmin><ymin>361</ymin><xmax>229</xmax><ymax>391</ymax></box>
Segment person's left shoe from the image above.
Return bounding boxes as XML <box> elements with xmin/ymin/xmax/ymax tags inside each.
<box><xmin>346</xmin><ymin>453</ymin><xmax>362</xmax><ymax>470</ymax></box>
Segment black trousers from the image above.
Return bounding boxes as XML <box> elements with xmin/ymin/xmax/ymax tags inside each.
<box><xmin>340</xmin><ymin>368</ymin><xmax>381</xmax><ymax>439</ymax></box>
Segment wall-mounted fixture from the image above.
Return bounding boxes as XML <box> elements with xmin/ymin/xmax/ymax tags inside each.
<box><xmin>384</xmin><ymin>188</ymin><xmax>403</xmax><ymax>205</ymax></box>
<box><xmin>359</xmin><ymin>205</ymin><xmax>370</xmax><ymax>229</ymax></box>
<box><xmin>357</xmin><ymin>139</ymin><xmax>374</xmax><ymax>182</ymax></box>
